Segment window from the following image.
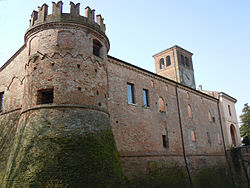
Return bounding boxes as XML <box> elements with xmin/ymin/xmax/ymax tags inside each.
<box><xmin>158</xmin><ymin>97</ymin><xmax>165</xmax><ymax>112</ymax></box>
<box><xmin>207</xmin><ymin>132</ymin><xmax>211</xmax><ymax>145</ymax></box>
<box><xmin>228</xmin><ymin>105</ymin><xmax>232</xmax><ymax>116</ymax></box>
<box><xmin>217</xmin><ymin>133</ymin><xmax>221</xmax><ymax>145</ymax></box>
<box><xmin>142</xmin><ymin>89</ymin><xmax>149</xmax><ymax>107</ymax></box>
<box><xmin>93</xmin><ymin>39</ymin><xmax>102</xmax><ymax>58</ymax></box>
<box><xmin>208</xmin><ymin>111</ymin><xmax>213</xmax><ymax>122</ymax></box>
<box><xmin>166</xmin><ymin>55</ymin><xmax>171</xmax><ymax>66</ymax></box>
<box><xmin>185</xmin><ymin>57</ymin><xmax>189</xmax><ymax>67</ymax></box>
<box><xmin>191</xmin><ymin>130</ymin><xmax>196</xmax><ymax>142</ymax></box>
<box><xmin>165</xmin><ymin>85</ymin><xmax>168</xmax><ymax>92</ymax></box>
<box><xmin>162</xmin><ymin>129</ymin><xmax>169</xmax><ymax>148</ymax></box>
<box><xmin>181</xmin><ymin>55</ymin><xmax>185</xmax><ymax>65</ymax></box>
<box><xmin>37</xmin><ymin>88</ymin><xmax>54</xmax><ymax>105</ymax></box>
<box><xmin>0</xmin><ymin>92</ymin><xmax>4</xmax><ymax>112</ymax></box>
<box><xmin>159</xmin><ymin>58</ymin><xmax>164</xmax><ymax>69</ymax></box>
<box><xmin>188</xmin><ymin>104</ymin><xmax>192</xmax><ymax>118</ymax></box>
<box><xmin>151</xmin><ymin>80</ymin><xmax>154</xmax><ymax>87</ymax></box>
<box><xmin>127</xmin><ymin>83</ymin><xmax>135</xmax><ymax>104</ymax></box>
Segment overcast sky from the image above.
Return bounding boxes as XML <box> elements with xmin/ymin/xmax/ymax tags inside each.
<box><xmin>0</xmin><ymin>0</ymin><xmax>249</xmax><ymax>121</ymax></box>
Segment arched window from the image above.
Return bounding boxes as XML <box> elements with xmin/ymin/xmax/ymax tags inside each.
<box><xmin>191</xmin><ymin>130</ymin><xmax>196</xmax><ymax>142</ymax></box>
<box><xmin>159</xmin><ymin>97</ymin><xmax>165</xmax><ymax>112</ymax></box>
<box><xmin>159</xmin><ymin>58</ymin><xmax>164</xmax><ymax>69</ymax></box>
<box><xmin>181</xmin><ymin>55</ymin><xmax>185</xmax><ymax>66</ymax></box>
<box><xmin>230</xmin><ymin>124</ymin><xmax>237</xmax><ymax>147</ymax></box>
<box><xmin>188</xmin><ymin>104</ymin><xmax>192</xmax><ymax>118</ymax></box>
<box><xmin>166</xmin><ymin>55</ymin><xmax>171</xmax><ymax>66</ymax></box>
<box><xmin>93</xmin><ymin>39</ymin><xmax>102</xmax><ymax>58</ymax></box>
<box><xmin>185</xmin><ymin>57</ymin><xmax>189</xmax><ymax>67</ymax></box>
<box><xmin>165</xmin><ymin>85</ymin><xmax>168</xmax><ymax>92</ymax></box>
<box><xmin>217</xmin><ymin>133</ymin><xmax>221</xmax><ymax>144</ymax></box>
<box><xmin>208</xmin><ymin>111</ymin><xmax>213</xmax><ymax>122</ymax></box>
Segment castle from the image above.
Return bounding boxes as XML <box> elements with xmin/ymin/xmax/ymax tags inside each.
<box><xmin>0</xmin><ymin>2</ymin><xmax>248</xmax><ymax>187</ymax></box>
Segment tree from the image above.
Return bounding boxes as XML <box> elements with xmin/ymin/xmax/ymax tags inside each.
<box><xmin>240</xmin><ymin>103</ymin><xmax>250</xmax><ymax>146</ymax></box>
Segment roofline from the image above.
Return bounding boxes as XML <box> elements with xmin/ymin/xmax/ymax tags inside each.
<box><xmin>152</xmin><ymin>45</ymin><xmax>193</xmax><ymax>57</ymax></box>
<box><xmin>0</xmin><ymin>44</ymin><xmax>26</xmax><ymax>72</ymax></box>
<box><xmin>219</xmin><ymin>92</ymin><xmax>237</xmax><ymax>103</ymax></box>
<box><xmin>108</xmin><ymin>55</ymin><xmax>217</xmax><ymax>102</ymax></box>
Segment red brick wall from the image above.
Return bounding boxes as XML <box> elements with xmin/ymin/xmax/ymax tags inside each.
<box><xmin>107</xmin><ymin>57</ymin><xmax>226</xmax><ymax>176</ymax></box>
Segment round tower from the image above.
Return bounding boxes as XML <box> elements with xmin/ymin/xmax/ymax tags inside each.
<box><xmin>4</xmin><ymin>2</ymin><xmax>124</xmax><ymax>187</ymax></box>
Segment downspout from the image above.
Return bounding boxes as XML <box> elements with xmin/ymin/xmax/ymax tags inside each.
<box><xmin>175</xmin><ymin>85</ymin><xmax>193</xmax><ymax>188</ymax></box>
<box><xmin>217</xmin><ymin>97</ymin><xmax>236</xmax><ymax>188</ymax></box>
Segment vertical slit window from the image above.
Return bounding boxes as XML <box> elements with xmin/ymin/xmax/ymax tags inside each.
<box><xmin>185</xmin><ymin>56</ymin><xmax>189</xmax><ymax>67</ymax></box>
<box><xmin>0</xmin><ymin>92</ymin><xmax>4</xmax><ymax>112</ymax></box>
<box><xmin>162</xmin><ymin>134</ymin><xmax>169</xmax><ymax>148</ymax></box>
<box><xmin>228</xmin><ymin>105</ymin><xmax>232</xmax><ymax>116</ymax></box>
<box><xmin>127</xmin><ymin>83</ymin><xmax>135</xmax><ymax>104</ymax></box>
<box><xmin>207</xmin><ymin>132</ymin><xmax>211</xmax><ymax>145</ymax></box>
<box><xmin>162</xmin><ymin>130</ymin><xmax>169</xmax><ymax>148</ymax></box>
<box><xmin>181</xmin><ymin>55</ymin><xmax>185</xmax><ymax>65</ymax></box>
<box><xmin>142</xmin><ymin>89</ymin><xmax>149</xmax><ymax>107</ymax></box>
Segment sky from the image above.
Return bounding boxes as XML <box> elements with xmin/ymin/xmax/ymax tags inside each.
<box><xmin>0</xmin><ymin>0</ymin><xmax>249</xmax><ymax>122</ymax></box>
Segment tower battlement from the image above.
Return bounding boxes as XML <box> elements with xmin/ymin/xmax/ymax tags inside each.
<box><xmin>29</xmin><ymin>1</ymin><xmax>106</xmax><ymax>33</ymax></box>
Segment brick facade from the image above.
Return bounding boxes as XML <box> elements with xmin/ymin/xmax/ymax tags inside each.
<box><xmin>0</xmin><ymin>1</ymin><xmax>246</xmax><ymax>187</ymax></box>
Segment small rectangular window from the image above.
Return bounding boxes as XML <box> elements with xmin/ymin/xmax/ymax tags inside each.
<box><xmin>162</xmin><ymin>131</ymin><xmax>169</xmax><ymax>148</ymax></box>
<box><xmin>127</xmin><ymin>83</ymin><xmax>135</xmax><ymax>104</ymax></box>
<box><xmin>142</xmin><ymin>89</ymin><xmax>149</xmax><ymax>107</ymax></box>
<box><xmin>0</xmin><ymin>92</ymin><xmax>4</xmax><ymax>112</ymax></box>
<box><xmin>37</xmin><ymin>88</ymin><xmax>54</xmax><ymax>105</ymax></box>
<box><xmin>162</xmin><ymin>135</ymin><xmax>167</xmax><ymax>148</ymax></box>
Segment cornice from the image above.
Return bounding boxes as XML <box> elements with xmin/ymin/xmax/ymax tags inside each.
<box><xmin>108</xmin><ymin>55</ymin><xmax>218</xmax><ymax>102</ymax></box>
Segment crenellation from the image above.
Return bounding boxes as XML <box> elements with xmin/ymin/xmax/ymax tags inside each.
<box><xmin>85</xmin><ymin>6</ymin><xmax>95</xmax><ymax>23</ymax></box>
<box><xmin>52</xmin><ymin>1</ymin><xmax>63</xmax><ymax>17</ymax></box>
<box><xmin>28</xmin><ymin>2</ymin><xmax>106</xmax><ymax>33</ymax></box>
<box><xmin>96</xmin><ymin>14</ymin><xmax>105</xmax><ymax>31</ymax></box>
<box><xmin>37</xmin><ymin>4</ymin><xmax>48</xmax><ymax>23</ymax></box>
<box><xmin>30</xmin><ymin>11</ymin><xmax>38</xmax><ymax>27</ymax></box>
<box><xmin>70</xmin><ymin>2</ymin><xmax>80</xmax><ymax>17</ymax></box>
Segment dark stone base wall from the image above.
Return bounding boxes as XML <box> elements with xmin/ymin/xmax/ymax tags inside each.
<box><xmin>1</xmin><ymin>106</ymin><xmax>125</xmax><ymax>188</ymax></box>
<box><xmin>227</xmin><ymin>147</ymin><xmax>250</xmax><ymax>188</ymax></box>
<box><xmin>0</xmin><ymin>110</ymin><xmax>20</xmax><ymax>185</ymax></box>
<box><xmin>0</xmin><ymin>107</ymin><xmax>249</xmax><ymax>187</ymax></box>
<box><xmin>119</xmin><ymin>154</ymin><xmax>235</xmax><ymax>188</ymax></box>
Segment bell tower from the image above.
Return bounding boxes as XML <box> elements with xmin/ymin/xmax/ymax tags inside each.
<box><xmin>153</xmin><ymin>45</ymin><xmax>196</xmax><ymax>89</ymax></box>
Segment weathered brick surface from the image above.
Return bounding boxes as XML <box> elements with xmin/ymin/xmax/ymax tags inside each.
<box><xmin>107</xmin><ymin>57</ymin><xmax>227</xmax><ymax>179</ymax></box>
<box><xmin>0</xmin><ymin>1</ymin><xmax>246</xmax><ymax>187</ymax></box>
